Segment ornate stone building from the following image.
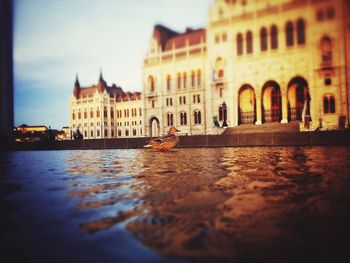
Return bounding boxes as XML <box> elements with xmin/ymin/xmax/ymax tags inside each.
<box><xmin>142</xmin><ymin>0</ymin><xmax>350</xmax><ymax>136</ymax></box>
<box><xmin>69</xmin><ymin>72</ymin><xmax>142</xmax><ymax>139</ymax></box>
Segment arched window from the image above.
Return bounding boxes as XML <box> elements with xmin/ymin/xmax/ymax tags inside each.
<box><xmin>237</xmin><ymin>33</ymin><xmax>243</xmax><ymax>55</ymax></box>
<box><xmin>78</xmin><ymin>110</ymin><xmax>81</xmax><ymax>120</ymax></box>
<box><xmin>297</xmin><ymin>19</ymin><xmax>306</xmax><ymax>45</ymax></box>
<box><xmin>177</xmin><ymin>73</ymin><xmax>181</xmax><ymax>89</ymax></box>
<box><xmin>72</xmin><ymin>111</ymin><xmax>75</xmax><ymax>120</ymax></box>
<box><xmin>84</xmin><ymin>110</ymin><xmax>87</xmax><ymax>119</ymax></box>
<box><xmin>197</xmin><ymin>70</ymin><xmax>201</xmax><ymax>87</ymax></box>
<box><xmin>180</xmin><ymin>112</ymin><xmax>187</xmax><ymax>125</ymax></box>
<box><xmin>246</xmin><ymin>31</ymin><xmax>253</xmax><ymax>54</ymax></box>
<box><xmin>183</xmin><ymin>72</ymin><xmax>187</xmax><ymax>89</ymax></box>
<box><xmin>90</xmin><ymin>108</ymin><xmax>94</xmax><ymax>118</ymax></box>
<box><xmin>191</xmin><ymin>71</ymin><xmax>195</xmax><ymax>87</ymax></box>
<box><xmin>321</xmin><ymin>36</ymin><xmax>332</xmax><ymax>64</ymax></box>
<box><xmin>148</xmin><ymin>76</ymin><xmax>155</xmax><ymax>92</ymax></box>
<box><xmin>194</xmin><ymin>110</ymin><xmax>201</xmax><ymax>124</ymax></box>
<box><xmin>167</xmin><ymin>113</ymin><xmax>174</xmax><ymax>126</ymax></box>
<box><xmin>323</xmin><ymin>95</ymin><xmax>336</xmax><ymax>114</ymax></box>
<box><xmin>96</xmin><ymin>108</ymin><xmax>100</xmax><ymax>118</ymax></box>
<box><xmin>260</xmin><ymin>27</ymin><xmax>268</xmax><ymax>51</ymax></box>
<box><xmin>271</xmin><ymin>25</ymin><xmax>278</xmax><ymax>49</ymax></box>
<box><xmin>167</xmin><ymin>75</ymin><xmax>171</xmax><ymax>91</ymax></box>
<box><xmin>285</xmin><ymin>21</ymin><xmax>294</xmax><ymax>47</ymax></box>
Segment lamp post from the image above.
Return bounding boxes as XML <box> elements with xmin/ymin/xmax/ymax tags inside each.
<box><xmin>222</xmin><ymin>102</ymin><xmax>228</xmax><ymax>127</ymax></box>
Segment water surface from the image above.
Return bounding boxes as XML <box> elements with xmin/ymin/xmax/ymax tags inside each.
<box><xmin>1</xmin><ymin>147</ymin><xmax>350</xmax><ymax>262</ymax></box>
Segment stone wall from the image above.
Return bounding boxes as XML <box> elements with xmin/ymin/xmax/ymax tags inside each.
<box><xmin>9</xmin><ymin>130</ymin><xmax>350</xmax><ymax>151</ymax></box>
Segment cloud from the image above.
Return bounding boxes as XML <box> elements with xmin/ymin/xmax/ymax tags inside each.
<box><xmin>13</xmin><ymin>0</ymin><xmax>213</xmax><ymax>129</ymax></box>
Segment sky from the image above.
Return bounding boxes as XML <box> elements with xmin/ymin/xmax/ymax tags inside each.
<box><xmin>14</xmin><ymin>0</ymin><xmax>213</xmax><ymax>129</ymax></box>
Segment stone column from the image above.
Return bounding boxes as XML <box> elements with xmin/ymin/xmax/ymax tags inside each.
<box><xmin>281</xmin><ymin>90</ymin><xmax>288</xmax><ymax>123</ymax></box>
<box><xmin>233</xmin><ymin>94</ymin><xmax>238</xmax><ymax>126</ymax></box>
<box><xmin>0</xmin><ymin>0</ymin><xmax>14</xmax><ymax>147</ymax></box>
<box><xmin>255</xmin><ymin>93</ymin><xmax>262</xmax><ymax>125</ymax></box>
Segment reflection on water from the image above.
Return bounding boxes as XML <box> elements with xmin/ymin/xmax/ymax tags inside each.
<box><xmin>1</xmin><ymin>147</ymin><xmax>350</xmax><ymax>262</ymax></box>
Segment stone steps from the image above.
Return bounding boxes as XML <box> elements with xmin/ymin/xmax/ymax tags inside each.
<box><xmin>222</xmin><ymin>121</ymin><xmax>300</xmax><ymax>135</ymax></box>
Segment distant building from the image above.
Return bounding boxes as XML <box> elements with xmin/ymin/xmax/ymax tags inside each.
<box><xmin>69</xmin><ymin>72</ymin><xmax>142</xmax><ymax>139</ymax></box>
<box><xmin>142</xmin><ymin>0</ymin><xmax>350</xmax><ymax>136</ymax></box>
<box><xmin>14</xmin><ymin>125</ymin><xmax>49</xmax><ymax>142</ymax></box>
<box><xmin>15</xmin><ymin>124</ymin><xmax>48</xmax><ymax>133</ymax></box>
<box><xmin>57</xmin><ymin>126</ymin><xmax>70</xmax><ymax>140</ymax></box>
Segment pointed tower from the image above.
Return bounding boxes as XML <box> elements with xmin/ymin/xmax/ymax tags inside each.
<box><xmin>73</xmin><ymin>73</ymin><xmax>80</xmax><ymax>99</ymax></box>
<box><xmin>98</xmin><ymin>69</ymin><xmax>106</xmax><ymax>93</ymax></box>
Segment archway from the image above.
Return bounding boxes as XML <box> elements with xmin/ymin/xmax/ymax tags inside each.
<box><xmin>238</xmin><ymin>84</ymin><xmax>256</xmax><ymax>124</ymax></box>
<box><xmin>262</xmin><ymin>81</ymin><xmax>282</xmax><ymax>123</ymax></box>
<box><xmin>287</xmin><ymin>77</ymin><xmax>310</xmax><ymax>121</ymax></box>
<box><xmin>148</xmin><ymin>116</ymin><xmax>160</xmax><ymax>137</ymax></box>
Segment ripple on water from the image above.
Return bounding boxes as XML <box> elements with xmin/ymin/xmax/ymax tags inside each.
<box><xmin>2</xmin><ymin>147</ymin><xmax>350</xmax><ymax>262</ymax></box>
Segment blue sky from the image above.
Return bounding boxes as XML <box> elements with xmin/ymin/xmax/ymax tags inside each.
<box><xmin>14</xmin><ymin>0</ymin><xmax>213</xmax><ymax>129</ymax></box>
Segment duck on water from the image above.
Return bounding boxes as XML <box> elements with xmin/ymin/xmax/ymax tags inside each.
<box><xmin>144</xmin><ymin>127</ymin><xmax>180</xmax><ymax>151</ymax></box>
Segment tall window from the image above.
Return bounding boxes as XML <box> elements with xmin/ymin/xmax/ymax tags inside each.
<box><xmin>180</xmin><ymin>112</ymin><xmax>187</xmax><ymax>125</ymax></box>
<box><xmin>183</xmin><ymin>72</ymin><xmax>187</xmax><ymax>89</ymax></box>
<box><xmin>237</xmin><ymin>33</ymin><xmax>243</xmax><ymax>55</ymax></box>
<box><xmin>194</xmin><ymin>110</ymin><xmax>201</xmax><ymax>124</ymax></box>
<box><xmin>215</xmin><ymin>57</ymin><xmax>224</xmax><ymax>78</ymax></box>
<box><xmin>96</xmin><ymin>109</ymin><xmax>100</xmax><ymax>118</ymax></box>
<box><xmin>84</xmin><ymin>110</ymin><xmax>87</xmax><ymax>119</ymax></box>
<box><xmin>167</xmin><ymin>113</ymin><xmax>174</xmax><ymax>126</ymax></box>
<box><xmin>260</xmin><ymin>27</ymin><xmax>268</xmax><ymax>51</ymax></box>
<box><xmin>271</xmin><ymin>25</ymin><xmax>278</xmax><ymax>49</ymax></box>
<box><xmin>191</xmin><ymin>71</ymin><xmax>195</xmax><ymax>87</ymax></box>
<box><xmin>326</xmin><ymin>7</ymin><xmax>334</xmax><ymax>19</ymax></box>
<box><xmin>167</xmin><ymin>75</ymin><xmax>171</xmax><ymax>91</ymax></box>
<box><xmin>104</xmin><ymin>107</ymin><xmax>108</xmax><ymax>118</ymax></box>
<box><xmin>246</xmin><ymin>31</ymin><xmax>253</xmax><ymax>54</ymax></box>
<box><xmin>72</xmin><ymin>112</ymin><xmax>75</xmax><ymax>120</ymax></box>
<box><xmin>90</xmin><ymin>109</ymin><xmax>93</xmax><ymax>118</ymax></box>
<box><xmin>197</xmin><ymin>70</ymin><xmax>201</xmax><ymax>87</ymax></box>
<box><xmin>177</xmin><ymin>73</ymin><xmax>181</xmax><ymax>89</ymax></box>
<box><xmin>78</xmin><ymin>111</ymin><xmax>81</xmax><ymax>120</ymax></box>
<box><xmin>316</xmin><ymin>10</ymin><xmax>324</xmax><ymax>21</ymax></box>
<box><xmin>321</xmin><ymin>36</ymin><xmax>332</xmax><ymax>64</ymax></box>
<box><xmin>286</xmin><ymin>21</ymin><xmax>294</xmax><ymax>47</ymax></box>
<box><xmin>110</xmin><ymin>108</ymin><xmax>114</xmax><ymax>118</ymax></box>
<box><xmin>149</xmin><ymin>76</ymin><xmax>155</xmax><ymax>92</ymax></box>
<box><xmin>323</xmin><ymin>95</ymin><xmax>335</xmax><ymax>113</ymax></box>
<box><xmin>297</xmin><ymin>19</ymin><xmax>306</xmax><ymax>45</ymax></box>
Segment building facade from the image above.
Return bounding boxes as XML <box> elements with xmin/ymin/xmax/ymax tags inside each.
<box><xmin>142</xmin><ymin>0</ymin><xmax>350</xmax><ymax>136</ymax></box>
<box><xmin>69</xmin><ymin>72</ymin><xmax>142</xmax><ymax>139</ymax></box>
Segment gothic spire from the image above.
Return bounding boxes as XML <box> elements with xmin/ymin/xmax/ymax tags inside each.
<box><xmin>99</xmin><ymin>68</ymin><xmax>104</xmax><ymax>82</ymax></box>
<box><xmin>74</xmin><ymin>73</ymin><xmax>80</xmax><ymax>87</ymax></box>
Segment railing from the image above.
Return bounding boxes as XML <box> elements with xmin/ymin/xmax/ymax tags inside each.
<box><xmin>290</xmin><ymin>107</ymin><xmax>302</xmax><ymax>121</ymax></box>
<box><xmin>239</xmin><ymin>111</ymin><xmax>255</xmax><ymax>124</ymax></box>
<box><xmin>264</xmin><ymin>110</ymin><xmax>281</xmax><ymax>122</ymax></box>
